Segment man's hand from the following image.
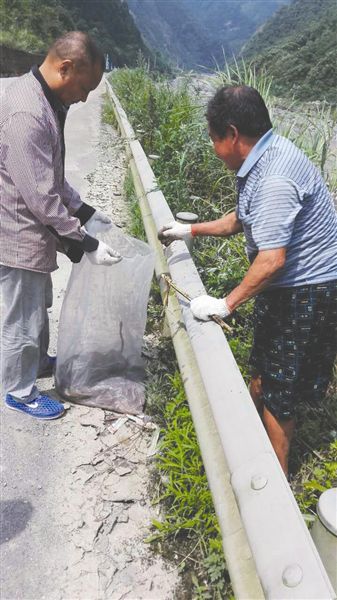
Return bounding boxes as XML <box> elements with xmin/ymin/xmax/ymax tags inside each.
<box><xmin>85</xmin><ymin>210</ymin><xmax>112</xmax><ymax>235</ymax></box>
<box><xmin>158</xmin><ymin>221</ymin><xmax>192</xmax><ymax>246</ymax></box>
<box><xmin>85</xmin><ymin>241</ymin><xmax>122</xmax><ymax>266</ymax></box>
<box><xmin>190</xmin><ymin>294</ymin><xmax>231</xmax><ymax>321</ymax></box>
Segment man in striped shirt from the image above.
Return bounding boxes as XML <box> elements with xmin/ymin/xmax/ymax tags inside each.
<box><xmin>1</xmin><ymin>32</ymin><xmax>122</xmax><ymax>420</ymax></box>
<box><xmin>160</xmin><ymin>86</ymin><xmax>337</xmax><ymax>477</ymax></box>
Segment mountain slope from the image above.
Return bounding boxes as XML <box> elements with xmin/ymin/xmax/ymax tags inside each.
<box><xmin>0</xmin><ymin>0</ymin><xmax>151</xmax><ymax>67</ymax></box>
<box><xmin>127</xmin><ymin>0</ymin><xmax>215</xmax><ymax>69</ymax></box>
<box><xmin>242</xmin><ymin>0</ymin><xmax>337</xmax><ymax>102</ymax></box>
<box><xmin>127</xmin><ymin>0</ymin><xmax>289</xmax><ymax>69</ymax></box>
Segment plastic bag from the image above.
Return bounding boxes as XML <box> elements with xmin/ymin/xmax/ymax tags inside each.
<box><xmin>55</xmin><ymin>224</ymin><xmax>154</xmax><ymax>414</ymax></box>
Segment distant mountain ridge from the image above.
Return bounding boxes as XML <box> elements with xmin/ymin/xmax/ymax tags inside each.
<box><xmin>2</xmin><ymin>0</ymin><xmax>335</xmax><ymax>102</ymax></box>
<box><xmin>242</xmin><ymin>0</ymin><xmax>337</xmax><ymax>102</ymax></box>
<box><xmin>127</xmin><ymin>0</ymin><xmax>290</xmax><ymax>69</ymax></box>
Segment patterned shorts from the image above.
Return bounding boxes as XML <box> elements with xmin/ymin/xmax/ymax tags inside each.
<box><xmin>249</xmin><ymin>280</ymin><xmax>337</xmax><ymax>420</ymax></box>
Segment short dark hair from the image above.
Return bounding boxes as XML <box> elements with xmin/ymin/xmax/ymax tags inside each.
<box><xmin>206</xmin><ymin>85</ymin><xmax>272</xmax><ymax>139</ymax></box>
<box><xmin>48</xmin><ymin>31</ymin><xmax>105</xmax><ymax>71</ymax></box>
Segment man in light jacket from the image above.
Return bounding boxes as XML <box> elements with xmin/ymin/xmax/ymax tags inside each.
<box><xmin>1</xmin><ymin>32</ymin><xmax>121</xmax><ymax>420</ymax></box>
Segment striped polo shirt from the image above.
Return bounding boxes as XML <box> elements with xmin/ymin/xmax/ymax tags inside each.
<box><xmin>236</xmin><ymin>129</ymin><xmax>337</xmax><ymax>287</ymax></box>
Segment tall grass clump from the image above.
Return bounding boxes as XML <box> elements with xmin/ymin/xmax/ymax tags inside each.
<box><xmin>213</xmin><ymin>56</ymin><xmax>274</xmax><ymax>105</ymax></box>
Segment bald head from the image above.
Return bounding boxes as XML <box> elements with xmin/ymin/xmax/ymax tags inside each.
<box><xmin>48</xmin><ymin>31</ymin><xmax>105</xmax><ymax>71</ymax></box>
<box><xmin>39</xmin><ymin>31</ymin><xmax>104</xmax><ymax>106</ymax></box>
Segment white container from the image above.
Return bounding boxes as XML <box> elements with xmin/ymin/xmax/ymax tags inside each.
<box><xmin>176</xmin><ymin>211</ymin><xmax>199</xmax><ymax>253</ymax></box>
<box><xmin>311</xmin><ymin>488</ymin><xmax>337</xmax><ymax>594</ymax></box>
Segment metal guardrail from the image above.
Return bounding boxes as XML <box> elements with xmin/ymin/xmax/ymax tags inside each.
<box><xmin>105</xmin><ymin>79</ymin><xmax>336</xmax><ymax>600</ymax></box>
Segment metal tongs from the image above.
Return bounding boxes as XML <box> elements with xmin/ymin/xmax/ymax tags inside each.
<box><xmin>161</xmin><ymin>274</ymin><xmax>233</xmax><ymax>334</ymax></box>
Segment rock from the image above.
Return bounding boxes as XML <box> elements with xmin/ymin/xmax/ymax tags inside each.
<box><xmin>71</xmin><ymin>525</ymin><xmax>95</xmax><ymax>552</ymax></box>
<box><xmin>94</xmin><ymin>503</ymin><xmax>112</xmax><ymax>521</ymax></box>
<box><xmin>98</xmin><ymin>558</ymin><xmax>118</xmax><ymax>583</ymax></box>
<box><xmin>94</xmin><ymin>513</ymin><xmax>117</xmax><ymax>539</ymax></box>
<box><xmin>147</xmin><ymin>426</ymin><xmax>160</xmax><ymax>456</ymax></box>
<box><xmin>73</xmin><ymin>518</ymin><xmax>84</xmax><ymax>529</ymax></box>
<box><xmin>79</xmin><ymin>410</ymin><xmax>105</xmax><ymax>428</ymax></box>
<box><xmin>114</xmin><ymin>465</ymin><xmax>132</xmax><ymax>476</ymax></box>
<box><xmin>117</xmin><ymin>511</ymin><xmax>129</xmax><ymax>523</ymax></box>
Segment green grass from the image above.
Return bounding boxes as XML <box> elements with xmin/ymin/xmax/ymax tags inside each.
<box><xmin>293</xmin><ymin>437</ymin><xmax>337</xmax><ymax>518</ymax></box>
<box><xmin>290</xmin><ymin>382</ymin><xmax>337</xmax><ymax>510</ymax></box>
<box><xmin>102</xmin><ymin>92</ymin><xmax>119</xmax><ymax>130</ymax></box>
<box><xmin>150</xmin><ymin>372</ymin><xmax>230</xmax><ymax>599</ymax></box>
<box><xmin>123</xmin><ymin>170</ymin><xmax>146</xmax><ymax>240</ymax></box>
<box><xmin>141</xmin><ymin>347</ymin><xmax>231</xmax><ymax>598</ymax></box>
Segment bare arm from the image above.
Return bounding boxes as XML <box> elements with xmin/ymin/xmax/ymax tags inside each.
<box><xmin>226</xmin><ymin>247</ymin><xmax>286</xmax><ymax>311</ymax></box>
<box><xmin>191</xmin><ymin>210</ymin><xmax>243</xmax><ymax>237</ymax></box>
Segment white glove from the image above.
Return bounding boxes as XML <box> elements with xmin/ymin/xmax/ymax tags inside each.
<box><xmin>190</xmin><ymin>294</ymin><xmax>231</xmax><ymax>321</ymax></box>
<box><xmin>85</xmin><ymin>210</ymin><xmax>112</xmax><ymax>235</ymax></box>
<box><xmin>158</xmin><ymin>221</ymin><xmax>192</xmax><ymax>246</ymax></box>
<box><xmin>85</xmin><ymin>240</ymin><xmax>122</xmax><ymax>266</ymax></box>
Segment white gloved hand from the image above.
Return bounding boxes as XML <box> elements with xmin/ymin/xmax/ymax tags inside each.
<box><xmin>158</xmin><ymin>221</ymin><xmax>192</xmax><ymax>246</ymax></box>
<box><xmin>85</xmin><ymin>210</ymin><xmax>112</xmax><ymax>235</ymax></box>
<box><xmin>190</xmin><ymin>294</ymin><xmax>231</xmax><ymax>321</ymax></box>
<box><xmin>85</xmin><ymin>240</ymin><xmax>122</xmax><ymax>266</ymax></box>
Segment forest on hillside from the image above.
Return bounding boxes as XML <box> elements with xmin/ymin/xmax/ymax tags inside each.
<box><xmin>0</xmin><ymin>0</ymin><xmax>153</xmax><ymax>67</ymax></box>
<box><xmin>128</xmin><ymin>0</ymin><xmax>289</xmax><ymax>69</ymax></box>
<box><xmin>243</xmin><ymin>0</ymin><xmax>337</xmax><ymax>102</ymax></box>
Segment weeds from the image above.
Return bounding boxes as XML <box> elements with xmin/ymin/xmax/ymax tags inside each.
<box><xmin>150</xmin><ymin>371</ymin><xmax>231</xmax><ymax>599</ymax></box>
<box><xmin>290</xmin><ymin>384</ymin><xmax>337</xmax><ymax>510</ymax></box>
<box><xmin>212</xmin><ymin>55</ymin><xmax>273</xmax><ymax>103</ymax></box>
<box><xmin>123</xmin><ymin>170</ymin><xmax>146</xmax><ymax>240</ymax></box>
<box><xmin>293</xmin><ymin>439</ymin><xmax>337</xmax><ymax>517</ymax></box>
<box><xmin>101</xmin><ymin>92</ymin><xmax>119</xmax><ymax>130</ymax></box>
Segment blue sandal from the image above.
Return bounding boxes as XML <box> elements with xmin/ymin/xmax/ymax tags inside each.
<box><xmin>5</xmin><ymin>393</ymin><xmax>64</xmax><ymax>420</ymax></box>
